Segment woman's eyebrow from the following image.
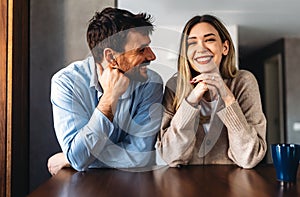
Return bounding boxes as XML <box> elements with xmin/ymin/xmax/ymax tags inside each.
<box><xmin>187</xmin><ymin>36</ymin><xmax>197</xmax><ymax>40</ymax></box>
<box><xmin>204</xmin><ymin>33</ymin><xmax>216</xmax><ymax>37</ymax></box>
<box><xmin>188</xmin><ymin>33</ymin><xmax>216</xmax><ymax>40</ymax></box>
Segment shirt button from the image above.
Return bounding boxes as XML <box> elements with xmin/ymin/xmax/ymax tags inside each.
<box><xmin>206</xmin><ymin>140</ymin><xmax>211</xmax><ymax>146</ymax></box>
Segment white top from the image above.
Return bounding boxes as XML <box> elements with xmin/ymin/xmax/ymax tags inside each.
<box><xmin>200</xmin><ymin>97</ymin><xmax>219</xmax><ymax>133</ymax></box>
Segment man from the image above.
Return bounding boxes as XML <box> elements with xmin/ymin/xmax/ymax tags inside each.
<box><xmin>48</xmin><ymin>7</ymin><xmax>163</xmax><ymax>175</ymax></box>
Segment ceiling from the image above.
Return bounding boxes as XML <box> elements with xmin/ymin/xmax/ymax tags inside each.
<box><xmin>118</xmin><ymin>0</ymin><xmax>300</xmax><ymax>58</ymax></box>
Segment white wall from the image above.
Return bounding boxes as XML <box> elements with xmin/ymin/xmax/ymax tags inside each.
<box><xmin>118</xmin><ymin>1</ymin><xmax>239</xmax><ymax>84</ymax></box>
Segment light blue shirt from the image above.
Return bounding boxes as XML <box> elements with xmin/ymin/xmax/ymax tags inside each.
<box><xmin>51</xmin><ymin>56</ymin><xmax>163</xmax><ymax>171</ymax></box>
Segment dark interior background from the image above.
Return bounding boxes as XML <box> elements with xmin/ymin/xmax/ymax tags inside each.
<box><xmin>29</xmin><ymin>0</ymin><xmax>114</xmax><ymax>192</ymax></box>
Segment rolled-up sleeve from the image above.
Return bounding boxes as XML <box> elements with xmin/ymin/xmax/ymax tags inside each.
<box><xmin>51</xmin><ymin>73</ymin><xmax>115</xmax><ymax>170</ymax></box>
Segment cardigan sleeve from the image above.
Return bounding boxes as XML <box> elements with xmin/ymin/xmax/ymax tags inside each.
<box><xmin>217</xmin><ymin>70</ymin><xmax>267</xmax><ymax>168</ymax></box>
<box><xmin>157</xmin><ymin>77</ymin><xmax>202</xmax><ymax>167</ymax></box>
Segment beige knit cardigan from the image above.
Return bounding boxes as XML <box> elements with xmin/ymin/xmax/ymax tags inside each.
<box><xmin>157</xmin><ymin>70</ymin><xmax>267</xmax><ymax>169</ymax></box>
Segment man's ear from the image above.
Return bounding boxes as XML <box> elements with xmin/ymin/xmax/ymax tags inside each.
<box><xmin>103</xmin><ymin>48</ymin><xmax>116</xmax><ymax>63</ymax></box>
<box><xmin>222</xmin><ymin>40</ymin><xmax>229</xmax><ymax>56</ymax></box>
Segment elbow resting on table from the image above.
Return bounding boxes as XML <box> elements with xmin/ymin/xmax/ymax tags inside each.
<box><xmin>70</xmin><ymin>163</ymin><xmax>88</xmax><ymax>172</ymax></box>
<box><xmin>233</xmin><ymin>152</ymin><xmax>266</xmax><ymax>169</ymax></box>
<box><xmin>66</xmin><ymin>153</ymin><xmax>91</xmax><ymax>172</ymax></box>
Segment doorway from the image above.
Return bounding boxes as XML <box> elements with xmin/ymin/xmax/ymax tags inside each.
<box><xmin>264</xmin><ymin>54</ymin><xmax>284</xmax><ymax>163</ymax></box>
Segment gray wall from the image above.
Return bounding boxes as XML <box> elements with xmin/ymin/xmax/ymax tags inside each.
<box><xmin>284</xmin><ymin>38</ymin><xmax>300</xmax><ymax>143</ymax></box>
<box><xmin>242</xmin><ymin>37</ymin><xmax>300</xmax><ymax>150</ymax></box>
<box><xmin>30</xmin><ymin>0</ymin><xmax>114</xmax><ymax>192</ymax></box>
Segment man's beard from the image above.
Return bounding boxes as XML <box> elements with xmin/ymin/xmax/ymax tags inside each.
<box><xmin>125</xmin><ymin>62</ymin><xmax>150</xmax><ymax>82</ymax></box>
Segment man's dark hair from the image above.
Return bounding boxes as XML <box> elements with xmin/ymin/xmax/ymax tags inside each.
<box><xmin>87</xmin><ymin>7</ymin><xmax>154</xmax><ymax>63</ymax></box>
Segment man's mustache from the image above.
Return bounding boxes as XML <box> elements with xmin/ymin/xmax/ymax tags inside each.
<box><xmin>139</xmin><ymin>60</ymin><xmax>151</xmax><ymax>67</ymax></box>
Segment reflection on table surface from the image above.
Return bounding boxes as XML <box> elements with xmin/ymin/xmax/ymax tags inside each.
<box><xmin>28</xmin><ymin>164</ymin><xmax>300</xmax><ymax>197</ymax></box>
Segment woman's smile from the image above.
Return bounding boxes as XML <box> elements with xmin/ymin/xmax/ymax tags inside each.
<box><xmin>194</xmin><ymin>55</ymin><xmax>213</xmax><ymax>64</ymax></box>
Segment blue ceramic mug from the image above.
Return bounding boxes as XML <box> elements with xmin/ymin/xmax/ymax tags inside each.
<box><xmin>271</xmin><ymin>143</ymin><xmax>300</xmax><ymax>183</ymax></box>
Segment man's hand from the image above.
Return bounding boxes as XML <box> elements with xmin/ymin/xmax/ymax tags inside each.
<box><xmin>100</xmin><ymin>66</ymin><xmax>129</xmax><ymax>98</ymax></box>
<box><xmin>47</xmin><ymin>152</ymin><xmax>71</xmax><ymax>176</ymax></box>
<box><xmin>97</xmin><ymin>65</ymin><xmax>130</xmax><ymax>121</ymax></box>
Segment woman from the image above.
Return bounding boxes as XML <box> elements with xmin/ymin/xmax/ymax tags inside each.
<box><xmin>157</xmin><ymin>15</ymin><xmax>267</xmax><ymax>169</ymax></box>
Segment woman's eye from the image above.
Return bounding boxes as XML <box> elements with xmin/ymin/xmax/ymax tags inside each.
<box><xmin>205</xmin><ymin>38</ymin><xmax>216</xmax><ymax>42</ymax></box>
<box><xmin>187</xmin><ymin>42</ymin><xmax>196</xmax><ymax>46</ymax></box>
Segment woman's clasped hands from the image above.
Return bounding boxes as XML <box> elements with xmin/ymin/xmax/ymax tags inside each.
<box><xmin>189</xmin><ymin>71</ymin><xmax>235</xmax><ymax>106</ymax></box>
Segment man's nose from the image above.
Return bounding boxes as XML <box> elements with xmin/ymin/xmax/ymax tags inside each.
<box><xmin>145</xmin><ymin>47</ymin><xmax>156</xmax><ymax>61</ymax></box>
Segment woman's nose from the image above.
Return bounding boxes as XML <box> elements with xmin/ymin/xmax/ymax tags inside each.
<box><xmin>196</xmin><ymin>41</ymin><xmax>207</xmax><ymax>53</ymax></box>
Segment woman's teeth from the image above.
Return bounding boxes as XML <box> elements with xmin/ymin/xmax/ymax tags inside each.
<box><xmin>195</xmin><ymin>56</ymin><xmax>212</xmax><ymax>64</ymax></box>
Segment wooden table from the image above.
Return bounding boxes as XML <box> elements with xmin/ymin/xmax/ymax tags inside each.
<box><xmin>27</xmin><ymin>164</ymin><xmax>300</xmax><ymax>197</ymax></box>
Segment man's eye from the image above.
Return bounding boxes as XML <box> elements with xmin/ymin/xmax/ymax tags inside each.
<box><xmin>139</xmin><ymin>47</ymin><xmax>146</xmax><ymax>53</ymax></box>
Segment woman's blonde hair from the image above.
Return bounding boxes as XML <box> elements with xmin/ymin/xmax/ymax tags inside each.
<box><xmin>174</xmin><ymin>15</ymin><xmax>238</xmax><ymax>110</ymax></box>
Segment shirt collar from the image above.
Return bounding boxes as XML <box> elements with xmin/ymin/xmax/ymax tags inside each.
<box><xmin>89</xmin><ymin>56</ymin><xmax>102</xmax><ymax>92</ymax></box>
<box><xmin>121</xmin><ymin>80</ymin><xmax>142</xmax><ymax>99</ymax></box>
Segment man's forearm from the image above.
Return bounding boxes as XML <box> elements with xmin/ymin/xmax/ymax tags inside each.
<box><xmin>97</xmin><ymin>93</ymin><xmax>118</xmax><ymax>122</ymax></box>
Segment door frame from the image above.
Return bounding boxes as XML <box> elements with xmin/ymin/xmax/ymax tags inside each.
<box><xmin>0</xmin><ymin>0</ymin><xmax>9</xmax><ymax>195</ymax></box>
<box><xmin>0</xmin><ymin>0</ymin><xmax>29</xmax><ymax>196</ymax></box>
